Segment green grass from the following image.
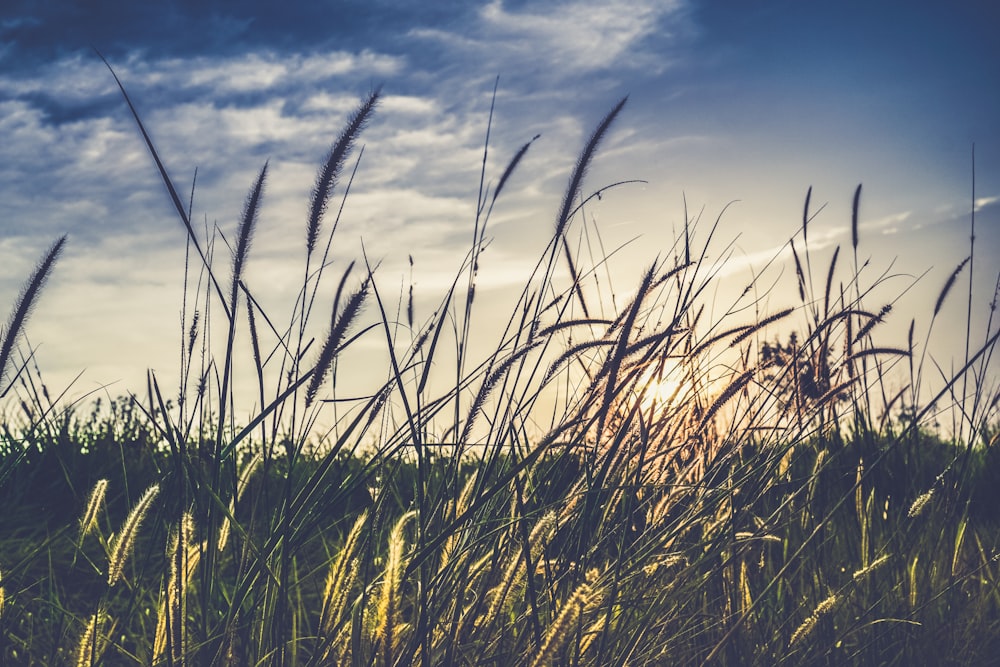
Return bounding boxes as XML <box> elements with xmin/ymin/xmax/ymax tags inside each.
<box><xmin>0</xmin><ymin>71</ymin><xmax>998</xmax><ymax>666</ymax></box>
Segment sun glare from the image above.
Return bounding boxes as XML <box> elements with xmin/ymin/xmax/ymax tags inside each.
<box><xmin>636</xmin><ymin>360</ymin><xmax>687</xmax><ymax>413</ymax></box>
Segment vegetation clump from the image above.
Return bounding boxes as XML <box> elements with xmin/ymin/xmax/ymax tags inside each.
<box><xmin>0</xmin><ymin>69</ymin><xmax>997</xmax><ymax>666</ymax></box>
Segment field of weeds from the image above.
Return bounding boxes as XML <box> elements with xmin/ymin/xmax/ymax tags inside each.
<box><xmin>0</xmin><ymin>73</ymin><xmax>998</xmax><ymax>666</ymax></box>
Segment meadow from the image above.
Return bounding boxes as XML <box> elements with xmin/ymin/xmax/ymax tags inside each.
<box><xmin>0</xmin><ymin>72</ymin><xmax>998</xmax><ymax>666</ymax></box>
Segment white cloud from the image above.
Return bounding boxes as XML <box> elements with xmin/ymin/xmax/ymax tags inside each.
<box><xmin>165</xmin><ymin>50</ymin><xmax>404</xmax><ymax>94</ymax></box>
<box><xmin>380</xmin><ymin>95</ymin><xmax>438</xmax><ymax>115</ymax></box>
<box><xmin>863</xmin><ymin>210</ymin><xmax>912</xmax><ymax>235</ymax></box>
<box><xmin>186</xmin><ymin>55</ymin><xmax>289</xmax><ymax>92</ymax></box>
<box><xmin>413</xmin><ymin>0</ymin><xmax>688</xmax><ymax>77</ymax></box>
<box><xmin>152</xmin><ymin>100</ymin><xmax>299</xmax><ymax>147</ymax></box>
<box><xmin>0</xmin><ymin>48</ymin><xmax>405</xmax><ymax>102</ymax></box>
<box><xmin>300</xmin><ymin>92</ymin><xmax>364</xmax><ymax>115</ymax></box>
<box><xmin>0</xmin><ymin>52</ymin><xmax>115</xmax><ymax>101</ymax></box>
<box><xmin>974</xmin><ymin>195</ymin><xmax>998</xmax><ymax>212</ymax></box>
<box><xmin>480</xmin><ymin>0</ymin><xmax>678</xmax><ymax>71</ymax></box>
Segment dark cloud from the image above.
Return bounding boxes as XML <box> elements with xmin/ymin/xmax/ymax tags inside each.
<box><xmin>0</xmin><ymin>0</ymin><xmax>477</xmax><ymax>69</ymax></box>
<box><xmin>13</xmin><ymin>89</ymin><xmax>119</xmax><ymax>124</ymax></box>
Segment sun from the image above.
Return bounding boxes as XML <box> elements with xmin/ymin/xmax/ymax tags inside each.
<box><xmin>635</xmin><ymin>360</ymin><xmax>686</xmax><ymax>413</ymax></box>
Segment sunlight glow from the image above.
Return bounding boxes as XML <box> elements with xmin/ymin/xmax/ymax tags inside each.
<box><xmin>636</xmin><ymin>359</ymin><xmax>687</xmax><ymax>413</ymax></box>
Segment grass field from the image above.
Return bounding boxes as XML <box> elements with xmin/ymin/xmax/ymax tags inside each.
<box><xmin>0</xmin><ymin>77</ymin><xmax>998</xmax><ymax>666</ymax></box>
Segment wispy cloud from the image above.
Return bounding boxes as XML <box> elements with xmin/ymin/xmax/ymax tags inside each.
<box><xmin>412</xmin><ymin>0</ymin><xmax>689</xmax><ymax>78</ymax></box>
<box><xmin>0</xmin><ymin>49</ymin><xmax>403</xmax><ymax>108</ymax></box>
<box><xmin>863</xmin><ymin>210</ymin><xmax>913</xmax><ymax>235</ymax></box>
<box><xmin>974</xmin><ymin>196</ymin><xmax>998</xmax><ymax>212</ymax></box>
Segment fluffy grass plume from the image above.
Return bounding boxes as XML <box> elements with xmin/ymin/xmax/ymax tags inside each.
<box><xmin>531</xmin><ymin>581</ymin><xmax>598</xmax><ymax>667</ymax></box>
<box><xmin>789</xmin><ymin>593</ymin><xmax>840</xmax><ymax>648</ymax></box>
<box><xmin>106</xmin><ymin>484</ymin><xmax>159</xmax><ymax>586</ymax></box>
<box><xmin>230</xmin><ymin>161</ymin><xmax>267</xmax><ymax>307</ymax></box>
<box><xmin>934</xmin><ymin>256</ymin><xmax>971</xmax><ymax>316</ymax></box>
<box><xmin>75</xmin><ymin>608</ymin><xmax>111</xmax><ymax>667</ymax></box>
<box><xmin>305</xmin><ymin>271</ymin><xmax>369</xmax><ymax>407</ymax></box>
<box><xmin>374</xmin><ymin>510</ymin><xmax>416</xmax><ymax>663</ymax></box>
<box><xmin>78</xmin><ymin>478</ymin><xmax>109</xmax><ymax>542</ymax></box>
<box><xmin>554</xmin><ymin>96</ymin><xmax>627</xmax><ymax>239</ymax></box>
<box><xmin>318</xmin><ymin>510</ymin><xmax>368</xmax><ymax>659</ymax></box>
<box><xmin>853</xmin><ymin>553</ymin><xmax>891</xmax><ymax>581</ymax></box>
<box><xmin>0</xmin><ymin>235</ymin><xmax>65</xmax><ymax>395</ymax></box>
<box><xmin>907</xmin><ymin>489</ymin><xmax>935</xmax><ymax>518</ymax></box>
<box><xmin>154</xmin><ymin>512</ymin><xmax>200</xmax><ymax>664</ymax></box>
<box><xmin>217</xmin><ymin>451</ymin><xmax>262</xmax><ymax>552</ymax></box>
<box><xmin>307</xmin><ymin>88</ymin><xmax>381</xmax><ymax>256</ymax></box>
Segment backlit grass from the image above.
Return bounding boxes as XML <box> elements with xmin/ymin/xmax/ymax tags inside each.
<box><xmin>0</xmin><ymin>70</ymin><xmax>998</xmax><ymax>666</ymax></box>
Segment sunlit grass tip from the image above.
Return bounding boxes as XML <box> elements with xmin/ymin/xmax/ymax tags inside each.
<box><xmin>531</xmin><ymin>581</ymin><xmax>599</xmax><ymax>667</ymax></box>
<box><xmin>78</xmin><ymin>478</ymin><xmax>109</xmax><ymax>541</ymax></box>
<box><xmin>107</xmin><ymin>484</ymin><xmax>160</xmax><ymax>586</ymax></box>
<box><xmin>789</xmin><ymin>593</ymin><xmax>840</xmax><ymax>648</ymax></box>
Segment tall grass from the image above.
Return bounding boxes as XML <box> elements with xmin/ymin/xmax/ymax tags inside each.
<box><xmin>0</xmin><ymin>68</ymin><xmax>998</xmax><ymax>666</ymax></box>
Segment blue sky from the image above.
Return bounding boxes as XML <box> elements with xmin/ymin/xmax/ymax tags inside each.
<box><xmin>0</xmin><ymin>0</ymin><xmax>997</xmax><ymax>414</ymax></box>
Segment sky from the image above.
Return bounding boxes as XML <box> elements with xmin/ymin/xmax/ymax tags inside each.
<box><xmin>0</xmin><ymin>0</ymin><xmax>998</xmax><ymax>423</ymax></box>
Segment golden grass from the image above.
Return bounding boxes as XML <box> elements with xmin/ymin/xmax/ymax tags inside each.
<box><xmin>77</xmin><ymin>478</ymin><xmax>108</xmax><ymax>543</ymax></box>
<box><xmin>107</xmin><ymin>484</ymin><xmax>159</xmax><ymax>587</ymax></box>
